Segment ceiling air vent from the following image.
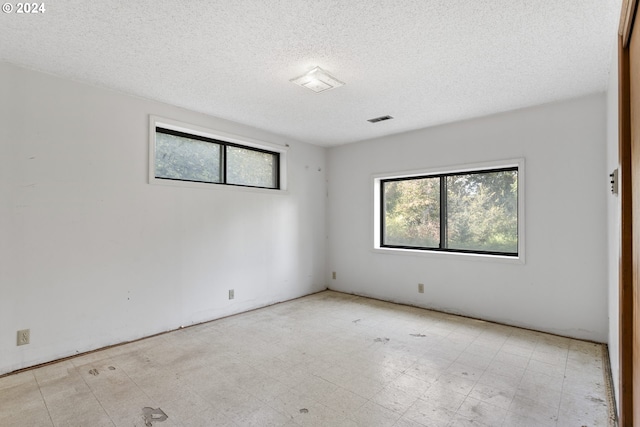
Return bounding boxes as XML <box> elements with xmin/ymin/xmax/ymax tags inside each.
<box><xmin>368</xmin><ymin>115</ymin><xmax>393</xmax><ymax>123</ymax></box>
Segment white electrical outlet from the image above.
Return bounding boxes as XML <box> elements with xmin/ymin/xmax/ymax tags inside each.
<box><xmin>17</xmin><ymin>329</ymin><xmax>30</xmax><ymax>346</ymax></box>
<box><xmin>229</xmin><ymin>289</ymin><xmax>234</xmax><ymax>300</ymax></box>
<box><xmin>418</xmin><ymin>283</ymin><xmax>424</xmax><ymax>293</ymax></box>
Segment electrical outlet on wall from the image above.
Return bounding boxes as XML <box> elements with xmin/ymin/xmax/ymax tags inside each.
<box><xmin>418</xmin><ymin>283</ymin><xmax>424</xmax><ymax>293</ymax></box>
<box><xmin>332</xmin><ymin>272</ymin><xmax>336</xmax><ymax>280</ymax></box>
<box><xmin>228</xmin><ymin>289</ymin><xmax>234</xmax><ymax>300</ymax></box>
<box><xmin>17</xmin><ymin>329</ymin><xmax>30</xmax><ymax>346</ymax></box>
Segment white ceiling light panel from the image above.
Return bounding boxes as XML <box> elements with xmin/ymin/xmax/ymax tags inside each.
<box><xmin>290</xmin><ymin>66</ymin><xmax>345</xmax><ymax>93</ymax></box>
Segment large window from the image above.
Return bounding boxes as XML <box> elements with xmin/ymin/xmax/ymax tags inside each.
<box><xmin>380</xmin><ymin>166</ymin><xmax>519</xmax><ymax>256</ymax></box>
<box><xmin>154</xmin><ymin>127</ymin><xmax>280</xmax><ymax>190</ymax></box>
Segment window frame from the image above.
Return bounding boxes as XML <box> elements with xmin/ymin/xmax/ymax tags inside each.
<box><xmin>149</xmin><ymin>116</ymin><xmax>288</xmax><ymax>192</ymax></box>
<box><xmin>373</xmin><ymin>159</ymin><xmax>525</xmax><ymax>263</ymax></box>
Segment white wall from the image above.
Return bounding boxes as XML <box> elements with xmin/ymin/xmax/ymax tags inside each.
<box><xmin>606</xmin><ymin>39</ymin><xmax>621</xmax><ymax>415</ymax></box>
<box><xmin>0</xmin><ymin>63</ymin><xmax>327</xmax><ymax>375</ymax></box>
<box><xmin>327</xmin><ymin>94</ymin><xmax>609</xmax><ymax>342</ymax></box>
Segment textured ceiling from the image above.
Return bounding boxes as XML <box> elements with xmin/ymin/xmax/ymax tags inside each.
<box><xmin>0</xmin><ymin>0</ymin><xmax>621</xmax><ymax>146</ymax></box>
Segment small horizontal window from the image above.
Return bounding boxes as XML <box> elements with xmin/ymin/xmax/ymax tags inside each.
<box><xmin>153</xmin><ymin>127</ymin><xmax>280</xmax><ymax>190</ymax></box>
<box><xmin>378</xmin><ymin>164</ymin><xmax>521</xmax><ymax>257</ymax></box>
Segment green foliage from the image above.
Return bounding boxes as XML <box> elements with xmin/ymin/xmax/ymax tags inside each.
<box><xmin>446</xmin><ymin>171</ymin><xmax>517</xmax><ymax>253</ymax></box>
<box><xmin>383</xmin><ymin>170</ymin><xmax>518</xmax><ymax>253</ymax></box>
<box><xmin>384</xmin><ymin>177</ymin><xmax>440</xmax><ymax>247</ymax></box>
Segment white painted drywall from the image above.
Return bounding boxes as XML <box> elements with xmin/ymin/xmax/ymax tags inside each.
<box><xmin>0</xmin><ymin>63</ymin><xmax>327</xmax><ymax>375</ymax></box>
<box><xmin>606</xmin><ymin>38</ymin><xmax>621</xmax><ymax>415</ymax></box>
<box><xmin>327</xmin><ymin>94</ymin><xmax>608</xmax><ymax>342</ymax></box>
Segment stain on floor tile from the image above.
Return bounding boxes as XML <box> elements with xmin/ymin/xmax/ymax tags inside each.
<box><xmin>142</xmin><ymin>407</ymin><xmax>168</xmax><ymax>426</ymax></box>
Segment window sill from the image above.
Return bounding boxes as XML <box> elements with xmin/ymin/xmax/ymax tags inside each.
<box><xmin>149</xmin><ymin>176</ymin><xmax>289</xmax><ymax>195</ymax></box>
<box><xmin>371</xmin><ymin>246</ymin><xmax>525</xmax><ymax>264</ymax></box>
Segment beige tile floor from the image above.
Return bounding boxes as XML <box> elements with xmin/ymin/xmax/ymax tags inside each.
<box><xmin>0</xmin><ymin>291</ymin><xmax>611</xmax><ymax>427</ymax></box>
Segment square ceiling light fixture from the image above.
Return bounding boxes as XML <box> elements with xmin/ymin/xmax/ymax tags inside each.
<box><xmin>290</xmin><ymin>66</ymin><xmax>345</xmax><ymax>93</ymax></box>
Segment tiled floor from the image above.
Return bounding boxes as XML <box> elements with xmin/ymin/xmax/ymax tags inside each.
<box><xmin>0</xmin><ymin>291</ymin><xmax>611</xmax><ymax>427</ymax></box>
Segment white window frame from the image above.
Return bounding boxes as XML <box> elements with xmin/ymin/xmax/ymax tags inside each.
<box><xmin>149</xmin><ymin>115</ymin><xmax>288</xmax><ymax>193</ymax></box>
<box><xmin>372</xmin><ymin>158</ymin><xmax>525</xmax><ymax>264</ymax></box>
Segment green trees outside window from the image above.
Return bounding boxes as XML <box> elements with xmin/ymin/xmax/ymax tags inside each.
<box><xmin>382</xmin><ymin>168</ymin><xmax>518</xmax><ymax>256</ymax></box>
